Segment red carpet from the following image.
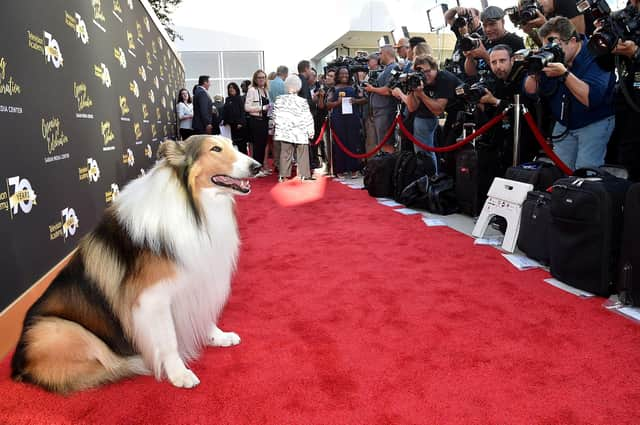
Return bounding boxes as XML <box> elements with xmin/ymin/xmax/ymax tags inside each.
<box><xmin>2</xmin><ymin>176</ymin><xmax>640</xmax><ymax>424</ymax></box>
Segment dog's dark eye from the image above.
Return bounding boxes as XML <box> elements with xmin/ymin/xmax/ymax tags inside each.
<box><xmin>211</xmin><ymin>146</ymin><xmax>222</xmax><ymax>153</ymax></box>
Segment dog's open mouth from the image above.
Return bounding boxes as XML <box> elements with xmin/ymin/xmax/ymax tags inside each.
<box><xmin>211</xmin><ymin>175</ymin><xmax>251</xmax><ymax>193</ymax></box>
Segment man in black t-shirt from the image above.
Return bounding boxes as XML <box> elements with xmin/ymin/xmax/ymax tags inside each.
<box><xmin>444</xmin><ymin>7</ymin><xmax>484</xmax><ymax>81</ymax></box>
<box><xmin>464</xmin><ymin>6</ymin><xmax>525</xmax><ymax>80</ymax></box>
<box><xmin>391</xmin><ymin>55</ymin><xmax>462</xmax><ymax>173</ymax></box>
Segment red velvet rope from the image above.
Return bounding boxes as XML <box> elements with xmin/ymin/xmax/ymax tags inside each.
<box><xmin>396</xmin><ymin>111</ymin><xmax>508</xmax><ymax>153</ymax></box>
<box><xmin>310</xmin><ymin>120</ymin><xmax>328</xmax><ymax>146</ymax></box>
<box><xmin>522</xmin><ymin>111</ymin><xmax>573</xmax><ymax>176</ymax></box>
<box><xmin>330</xmin><ymin>114</ymin><xmax>398</xmax><ymax>159</ymax></box>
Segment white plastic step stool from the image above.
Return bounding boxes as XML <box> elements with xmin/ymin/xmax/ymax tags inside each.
<box><xmin>472</xmin><ymin>177</ymin><xmax>534</xmax><ymax>252</ymax></box>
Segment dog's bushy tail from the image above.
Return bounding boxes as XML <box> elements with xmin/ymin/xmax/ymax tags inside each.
<box><xmin>12</xmin><ymin>317</ymin><xmax>150</xmax><ymax>394</ymax></box>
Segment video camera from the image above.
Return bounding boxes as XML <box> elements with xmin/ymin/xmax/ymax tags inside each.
<box><xmin>387</xmin><ymin>69</ymin><xmax>426</xmax><ymax>94</ymax></box>
<box><xmin>512</xmin><ymin>40</ymin><xmax>565</xmax><ymax>75</ymax></box>
<box><xmin>505</xmin><ymin>0</ymin><xmax>543</xmax><ymax>26</ymax></box>
<box><xmin>460</xmin><ymin>33</ymin><xmax>487</xmax><ymax>51</ymax></box>
<box><xmin>577</xmin><ymin>0</ymin><xmax>640</xmax><ymax>57</ymax></box>
<box><xmin>324</xmin><ymin>55</ymin><xmax>369</xmax><ymax>75</ymax></box>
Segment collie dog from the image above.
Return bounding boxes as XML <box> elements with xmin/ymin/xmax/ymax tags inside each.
<box><xmin>11</xmin><ymin>136</ymin><xmax>261</xmax><ymax>393</ymax></box>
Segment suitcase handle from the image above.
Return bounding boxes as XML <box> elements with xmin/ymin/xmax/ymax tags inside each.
<box><xmin>573</xmin><ymin>168</ymin><xmax>611</xmax><ymax>179</ymax></box>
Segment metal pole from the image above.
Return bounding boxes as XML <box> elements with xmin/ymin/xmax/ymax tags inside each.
<box><xmin>513</xmin><ymin>94</ymin><xmax>521</xmax><ymax>166</ymax></box>
<box><xmin>327</xmin><ymin>117</ymin><xmax>334</xmax><ymax>177</ymax></box>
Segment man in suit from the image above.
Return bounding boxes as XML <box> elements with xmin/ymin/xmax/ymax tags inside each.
<box><xmin>192</xmin><ymin>75</ymin><xmax>213</xmax><ymax>134</ymax></box>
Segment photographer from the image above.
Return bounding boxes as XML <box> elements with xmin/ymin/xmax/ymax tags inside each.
<box><xmin>364</xmin><ymin>45</ymin><xmax>399</xmax><ymax>153</ymax></box>
<box><xmin>391</xmin><ymin>55</ymin><xmax>462</xmax><ymax>172</ymax></box>
<box><xmin>524</xmin><ymin>17</ymin><xmax>615</xmax><ymax>170</ymax></box>
<box><xmin>445</xmin><ymin>7</ymin><xmax>483</xmax><ymax>80</ymax></box>
<box><xmin>477</xmin><ymin>45</ymin><xmax>539</xmax><ymax>165</ymax></box>
<box><xmin>464</xmin><ymin>7</ymin><xmax>525</xmax><ymax>80</ymax></box>
<box><xmin>515</xmin><ymin>0</ymin><xmax>593</xmax><ymax>46</ymax></box>
<box><xmin>608</xmin><ymin>0</ymin><xmax>640</xmax><ymax>180</ymax></box>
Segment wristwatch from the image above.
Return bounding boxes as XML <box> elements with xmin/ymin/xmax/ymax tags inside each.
<box><xmin>559</xmin><ymin>70</ymin><xmax>570</xmax><ymax>83</ymax></box>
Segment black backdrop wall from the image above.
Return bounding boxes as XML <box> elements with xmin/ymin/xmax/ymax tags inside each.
<box><xmin>0</xmin><ymin>1</ymin><xmax>185</xmax><ymax>311</ymax></box>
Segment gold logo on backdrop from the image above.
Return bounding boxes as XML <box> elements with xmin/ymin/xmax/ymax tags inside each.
<box><xmin>7</xmin><ymin>176</ymin><xmax>37</xmax><ymax>217</ymax></box>
<box><xmin>134</xmin><ymin>122</ymin><xmax>142</xmax><ymax>140</ymax></box>
<box><xmin>136</xmin><ymin>21</ymin><xmax>143</xmax><ymax>40</ymax></box>
<box><xmin>43</xmin><ymin>31</ymin><xmax>64</xmax><ymax>68</ymax></box>
<box><xmin>138</xmin><ymin>65</ymin><xmax>146</xmax><ymax>82</ymax></box>
<box><xmin>145</xmin><ymin>144</ymin><xmax>152</xmax><ymax>158</ymax></box>
<box><xmin>119</xmin><ymin>95</ymin><xmax>130</xmax><ymax>116</ymax></box>
<box><xmin>101</xmin><ymin>121</ymin><xmax>115</xmax><ymax>145</ymax></box>
<box><xmin>127</xmin><ymin>31</ymin><xmax>135</xmax><ymax>50</ymax></box>
<box><xmin>79</xmin><ymin>157</ymin><xmax>101</xmax><ymax>182</ymax></box>
<box><xmin>127</xmin><ymin>0</ymin><xmax>133</xmax><ymax>9</ymax></box>
<box><xmin>113</xmin><ymin>0</ymin><xmax>122</xmax><ymax>15</ymax></box>
<box><xmin>65</xmin><ymin>11</ymin><xmax>89</xmax><ymax>44</ymax></box>
<box><xmin>60</xmin><ymin>207</ymin><xmax>79</xmax><ymax>240</ymax></box>
<box><xmin>146</xmin><ymin>50</ymin><xmax>152</xmax><ymax>66</ymax></box>
<box><xmin>151</xmin><ymin>124</ymin><xmax>157</xmax><ymax>139</ymax></box>
<box><xmin>94</xmin><ymin>63</ymin><xmax>111</xmax><ymax>87</ymax></box>
<box><xmin>151</xmin><ymin>40</ymin><xmax>157</xmax><ymax>56</ymax></box>
<box><xmin>42</xmin><ymin>117</ymin><xmax>69</xmax><ymax>154</ymax></box>
<box><xmin>144</xmin><ymin>16</ymin><xmax>150</xmax><ymax>32</ymax></box>
<box><xmin>114</xmin><ymin>47</ymin><xmax>127</xmax><ymax>68</ymax></box>
<box><xmin>74</xmin><ymin>82</ymin><xmax>93</xmax><ymax>112</ymax></box>
<box><xmin>154</xmin><ymin>75</ymin><xmax>160</xmax><ymax>90</ymax></box>
<box><xmin>92</xmin><ymin>0</ymin><xmax>106</xmax><ymax>22</ymax></box>
<box><xmin>129</xmin><ymin>80</ymin><xmax>139</xmax><ymax>98</ymax></box>
<box><xmin>161</xmin><ymin>96</ymin><xmax>166</xmax><ymax>109</ymax></box>
<box><xmin>0</xmin><ymin>189</ymin><xmax>8</xmax><ymax>213</ymax></box>
<box><xmin>27</xmin><ymin>30</ymin><xmax>44</xmax><ymax>53</ymax></box>
<box><xmin>155</xmin><ymin>106</ymin><xmax>161</xmax><ymax>120</ymax></box>
<box><xmin>123</xmin><ymin>148</ymin><xmax>135</xmax><ymax>166</ymax></box>
<box><xmin>159</xmin><ymin>65</ymin><xmax>164</xmax><ymax>77</ymax></box>
<box><xmin>157</xmin><ymin>36</ymin><xmax>163</xmax><ymax>50</ymax></box>
<box><xmin>142</xmin><ymin>103</ymin><xmax>149</xmax><ymax>119</ymax></box>
<box><xmin>148</xmin><ymin>90</ymin><xmax>155</xmax><ymax>104</ymax></box>
<box><xmin>105</xmin><ymin>183</ymin><xmax>119</xmax><ymax>203</ymax></box>
<box><xmin>0</xmin><ymin>58</ymin><xmax>22</xmax><ymax>96</ymax></box>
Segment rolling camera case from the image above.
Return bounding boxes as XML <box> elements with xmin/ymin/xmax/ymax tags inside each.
<box><xmin>392</xmin><ymin>151</ymin><xmax>436</xmax><ymax>202</ymax></box>
<box><xmin>619</xmin><ymin>183</ymin><xmax>640</xmax><ymax>306</ymax></box>
<box><xmin>455</xmin><ymin>146</ymin><xmax>500</xmax><ymax>217</ymax></box>
<box><xmin>505</xmin><ymin>161</ymin><xmax>564</xmax><ymax>192</ymax></box>
<box><xmin>549</xmin><ymin>168</ymin><xmax>632</xmax><ymax>297</ymax></box>
<box><xmin>517</xmin><ymin>190</ymin><xmax>552</xmax><ymax>265</ymax></box>
<box><xmin>364</xmin><ymin>152</ymin><xmax>398</xmax><ymax>198</ymax></box>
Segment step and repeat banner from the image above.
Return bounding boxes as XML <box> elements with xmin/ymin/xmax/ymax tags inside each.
<box><xmin>0</xmin><ymin>0</ymin><xmax>185</xmax><ymax>310</ymax></box>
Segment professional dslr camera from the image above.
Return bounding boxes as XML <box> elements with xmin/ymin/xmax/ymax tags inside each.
<box><xmin>451</xmin><ymin>11</ymin><xmax>473</xmax><ymax>30</ymax></box>
<box><xmin>512</xmin><ymin>40</ymin><xmax>565</xmax><ymax>75</ymax></box>
<box><xmin>460</xmin><ymin>33</ymin><xmax>487</xmax><ymax>51</ymax></box>
<box><xmin>455</xmin><ymin>77</ymin><xmax>496</xmax><ymax>105</ymax></box>
<box><xmin>505</xmin><ymin>0</ymin><xmax>543</xmax><ymax>26</ymax></box>
<box><xmin>577</xmin><ymin>0</ymin><xmax>640</xmax><ymax>57</ymax></box>
<box><xmin>387</xmin><ymin>69</ymin><xmax>426</xmax><ymax>94</ymax></box>
<box><xmin>361</xmin><ymin>69</ymin><xmax>383</xmax><ymax>87</ymax></box>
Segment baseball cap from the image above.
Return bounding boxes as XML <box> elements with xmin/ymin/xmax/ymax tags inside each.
<box><xmin>480</xmin><ymin>6</ymin><xmax>505</xmax><ymax>22</ymax></box>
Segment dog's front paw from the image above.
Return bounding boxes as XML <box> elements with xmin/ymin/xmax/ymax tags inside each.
<box><xmin>166</xmin><ymin>367</ymin><xmax>200</xmax><ymax>389</ymax></box>
<box><xmin>209</xmin><ymin>331</ymin><xmax>241</xmax><ymax>347</ymax></box>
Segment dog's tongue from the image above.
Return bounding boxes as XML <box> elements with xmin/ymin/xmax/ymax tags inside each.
<box><xmin>211</xmin><ymin>176</ymin><xmax>250</xmax><ymax>192</ymax></box>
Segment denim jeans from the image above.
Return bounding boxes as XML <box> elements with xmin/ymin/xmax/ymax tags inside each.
<box><xmin>552</xmin><ymin>115</ymin><xmax>615</xmax><ymax>171</ymax></box>
<box><xmin>413</xmin><ymin>116</ymin><xmax>439</xmax><ymax>174</ymax></box>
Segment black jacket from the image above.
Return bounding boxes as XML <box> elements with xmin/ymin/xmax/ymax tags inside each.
<box><xmin>192</xmin><ymin>86</ymin><xmax>213</xmax><ymax>133</ymax></box>
<box><xmin>223</xmin><ymin>95</ymin><xmax>246</xmax><ymax>128</ymax></box>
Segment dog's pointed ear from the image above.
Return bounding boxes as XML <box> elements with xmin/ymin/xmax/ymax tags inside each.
<box><xmin>157</xmin><ymin>140</ymin><xmax>187</xmax><ymax>167</ymax></box>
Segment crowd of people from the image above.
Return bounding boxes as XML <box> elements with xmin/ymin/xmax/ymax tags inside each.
<box><xmin>175</xmin><ymin>0</ymin><xmax>640</xmax><ymax>182</ymax></box>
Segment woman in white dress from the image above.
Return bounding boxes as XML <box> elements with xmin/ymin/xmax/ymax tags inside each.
<box><xmin>271</xmin><ymin>75</ymin><xmax>315</xmax><ymax>182</ymax></box>
<box><xmin>176</xmin><ymin>88</ymin><xmax>194</xmax><ymax>140</ymax></box>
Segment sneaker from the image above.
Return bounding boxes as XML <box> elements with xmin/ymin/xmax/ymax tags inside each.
<box><xmin>278</xmin><ymin>176</ymin><xmax>285</xmax><ymax>183</ymax></box>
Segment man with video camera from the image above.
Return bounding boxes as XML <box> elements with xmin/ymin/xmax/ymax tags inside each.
<box><xmin>444</xmin><ymin>7</ymin><xmax>483</xmax><ymax>81</ymax></box>
<box><xmin>606</xmin><ymin>0</ymin><xmax>640</xmax><ymax>180</ymax></box>
<box><xmin>364</xmin><ymin>45</ymin><xmax>399</xmax><ymax>153</ymax></box>
<box><xmin>524</xmin><ymin>16</ymin><xmax>616</xmax><ymax>170</ymax></box>
<box><xmin>391</xmin><ymin>55</ymin><xmax>462</xmax><ymax>172</ymax></box>
<box><xmin>464</xmin><ymin>6</ymin><xmax>526</xmax><ymax>80</ymax></box>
